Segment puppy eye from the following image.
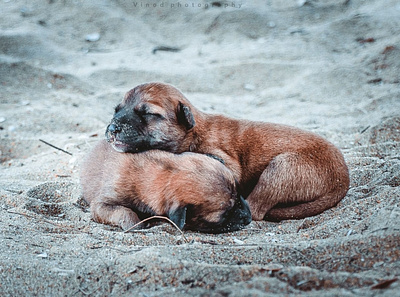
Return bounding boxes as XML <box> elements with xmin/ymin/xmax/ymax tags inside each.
<box><xmin>135</xmin><ymin>105</ymin><xmax>164</xmax><ymax>120</ymax></box>
<box><xmin>139</xmin><ymin>111</ymin><xmax>163</xmax><ymax>120</ymax></box>
<box><xmin>143</xmin><ymin>112</ymin><xmax>162</xmax><ymax>119</ymax></box>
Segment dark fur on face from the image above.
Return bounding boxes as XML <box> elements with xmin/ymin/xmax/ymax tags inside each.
<box><xmin>184</xmin><ymin>193</ymin><xmax>251</xmax><ymax>233</ymax></box>
<box><xmin>80</xmin><ymin>140</ymin><xmax>251</xmax><ymax>233</ymax></box>
<box><xmin>106</xmin><ymin>84</ymin><xmax>195</xmax><ymax>153</ymax></box>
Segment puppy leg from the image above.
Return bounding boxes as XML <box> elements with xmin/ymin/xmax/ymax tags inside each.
<box><xmin>246</xmin><ymin>153</ymin><xmax>332</xmax><ymax>221</ymax></box>
<box><xmin>90</xmin><ymin>201</ymin><xmax>141</xmax><ymax>230</ymax></box>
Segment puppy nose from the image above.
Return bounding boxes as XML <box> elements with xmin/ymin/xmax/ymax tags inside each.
<box><xmin>107</xmin><ymin>123</ymin><xmax>121</xmax><ymax>135</ymax></box>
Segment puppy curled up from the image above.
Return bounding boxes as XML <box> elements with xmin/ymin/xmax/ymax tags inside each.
<box><xmin>80</xmin><ymin>140</ymin><xmax>251</xmax><ymax>233</ymax></box>
<box><xmin>105</xmin><ymin>82</ymin><xmax>350</xmax><ymax>221</ymax></box>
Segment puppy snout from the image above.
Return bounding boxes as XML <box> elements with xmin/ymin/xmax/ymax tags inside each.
<box><xmin>107</xmin><ymin>123</ymin><xmax>122</xmax><ymax>135</ymax></box>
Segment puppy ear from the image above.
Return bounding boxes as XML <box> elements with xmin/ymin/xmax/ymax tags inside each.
<box><xmin>177</xmin><ymin>102</ymin><xmax>195</xmax><ymax>130</ymax></box>
<box><xmin>168</xmin><ymin>205</ymin><xmax>187</xmax><ymax>230</ymax></box>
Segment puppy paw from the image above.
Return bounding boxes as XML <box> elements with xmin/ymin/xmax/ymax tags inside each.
<box><xmin>114</xmin><ymin>208</ymin><xmax>141</xmax><ymax>231</ymax></box>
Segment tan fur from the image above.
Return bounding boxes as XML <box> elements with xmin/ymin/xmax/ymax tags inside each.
<box><xmin>80</xmin><ymin>140</ymin><xmax>251</xmax><ymax>232</ymax></box>
<box><xmin>111</xmin><ymin>82</ymin><xmax>350</xmax><ymax>221</ymax></box>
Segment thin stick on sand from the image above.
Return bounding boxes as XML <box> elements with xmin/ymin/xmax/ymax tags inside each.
<box><xmin>7</xmin><ymin>208</ymin><xmax>72</xmax><ymax>229</ymax></box>
<box><xmin>123</xmin><ymin>216</ymin><xmax>189</xmax><ymax>243</ymax></box>
<box><xmin>39</xmin><ymin>139</ymin><xmax>73</xmax><ymax>156</ymax></box>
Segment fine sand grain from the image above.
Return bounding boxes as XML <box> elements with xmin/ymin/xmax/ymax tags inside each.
<box><xmin>1</xmin><ymin>0</ymin><xmax>399</xmax><ymax>296</ymax></box>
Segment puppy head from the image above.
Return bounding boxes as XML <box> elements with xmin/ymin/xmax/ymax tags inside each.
<box><xmin>106</xmin><ymin>82</ymin><xmax>196</xmax><ymax>153</ymax></box>
<box><xmin>167</xmin><ymin>175</ymin><xmax>251</xmax><ymax>234</ymax></box>
<box><xmin>182</xmin><ymin>194</ymin><xmax>252</xmax><ymax>234</ymax></box>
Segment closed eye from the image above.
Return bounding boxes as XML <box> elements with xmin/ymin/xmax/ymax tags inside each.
<box><xmin>138</xmin><ymin>113</ymin><xmax>164</xmax><ymax>124</ymax></box>
<box><xmin>135</xmin><ymin>104</ymin><xmax>165</xmax><ymax>120</ymax></box>
<box><xmin>142</xmin><ymin>112</ymin><xmax>163</xmax><ymax>119</ymax></box>
<box><xmin>136</xmin><ymin>109</ymin><xmax>164</xmax><ymax>120</ymax></box>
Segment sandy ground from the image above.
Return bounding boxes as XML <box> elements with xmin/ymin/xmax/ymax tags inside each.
<box><xmin>1</xmin><ymin>0</ymin><xmax>400</xmax><ymax>296</ymax></box>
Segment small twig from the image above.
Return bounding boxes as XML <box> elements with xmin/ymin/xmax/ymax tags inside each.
<box><xmin>39</xmin><ymin>139</ymin><xmax>72</xmax><ymax>156</ymax></box>
<box><xmin>106</xmin><ymin>246</ymin><xmax>144</xmax><ymax>253</ymax></box>
<box><xmin>296</xmin><ymin>218</ymin><xmax>308</xmax><ymax>232</ymax></box>
<box><xmin>371</xmin><ymin>278</ymin><xmax>398</xmax><ymax>290</ymax></box>
<box><xmin>7</xmin><ymin>208</ymin><xmax>70</xmax><ymax>228</ymax></box>
<box><xmin>123</xmin><ymin>216</ymin><xmax>189</xmax><ymax>243</ymax></box>
<box><xmin>360</xmin><ymin>125</ymin><xmax>370</xmax><ymax>134</ymax></box>
<box><xmin>3</xmin><ymin>188</ymin><xmax>23</xmax><ymax>194</ymax></box>
<box><xmin>241</xmin><ymin>227</ymin><xmax>264</xmax><ymax>232</ymax></box>
<box><xmin>152</xmin><ymin>46</ymin><xmax>181</xmax><ymax>54</ymax></box>
<box><xmin>253</xmin><ymin>221</ymin><xmax>263</xmax><ymax>229</ymax></box>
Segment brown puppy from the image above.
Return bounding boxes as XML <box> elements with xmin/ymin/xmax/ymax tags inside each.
<box><xmin>105</xmin><ymin>82</ymin><xmax>350</xmax><ymax>221</ymax></box>
<box><xmin>80</xmin><ymin>140</ymin><xmax>251</xmax><ymax>233</ymax></box>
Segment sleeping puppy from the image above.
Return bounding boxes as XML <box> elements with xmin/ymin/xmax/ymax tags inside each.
<box><xmin>80</xmin><ymin>140</ymin><xmax>251</xmax><ymax>233</ymax></box>
<box><xmin>105</xmin><ymin>82</ymin><xmax>350</xmax><ymax>221</ymax></box>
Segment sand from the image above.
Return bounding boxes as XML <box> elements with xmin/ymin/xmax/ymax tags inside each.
<box><xmin>1</xmin><ymin>0</ymin><xmax>399</xmax><ymax>296</ymax></box>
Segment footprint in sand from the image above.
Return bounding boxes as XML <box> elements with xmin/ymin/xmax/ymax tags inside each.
<box><xmin>24</xmin><ymin>181</ymin><xmax>81</xmax><ymax>218</ymax></box>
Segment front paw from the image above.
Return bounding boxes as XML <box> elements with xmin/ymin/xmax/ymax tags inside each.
<box><xmin>119</xmin><ymin>214</ymin><xmax>141</xmax><ymax>231</ymax></box>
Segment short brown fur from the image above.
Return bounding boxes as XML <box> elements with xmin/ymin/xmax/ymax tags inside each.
<box><xmin>107</xmin><ymin>82</ymin><xmax>350</xmax><ymax>221</ymax></box>
<box><xmin>80</xmin><ymin>140</ymin><xmax>251</xmax><ymax>232</ymax></box>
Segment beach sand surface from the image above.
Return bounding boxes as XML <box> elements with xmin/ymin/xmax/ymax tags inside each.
<box><xmin>1</xmin><ymin>0</ymin><xmax>399</xmax><ymax>296</ymax></box>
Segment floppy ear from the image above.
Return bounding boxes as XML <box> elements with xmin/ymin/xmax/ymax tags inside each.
<box><xmin>177</xmin><ymin>102</ymin><xmax>195</xmax><ymax>130</ymax></box>
<box><xmin>168</xmin><ymin>205</ymin><xmax>187</xmax><ymax>230</ymax></box>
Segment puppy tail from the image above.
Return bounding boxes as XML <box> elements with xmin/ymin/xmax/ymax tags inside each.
<box><xmin>264</xmin><ymin>189</ymin><xmax>348</xmax><ymax>222</ymax></box>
